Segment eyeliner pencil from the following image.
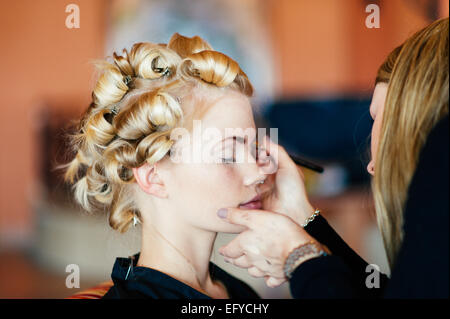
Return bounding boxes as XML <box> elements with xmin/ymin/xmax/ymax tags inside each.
<box><xmin>289</xmin><ymin>154</ymin><xmax>324</xmax><ymax>173</ymax></box>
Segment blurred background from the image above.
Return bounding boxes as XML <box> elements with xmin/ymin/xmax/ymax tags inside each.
<box><xmin>0</xmin><ymin>0</ymin><xmax>448</xmax><ymax>298</ymax></box>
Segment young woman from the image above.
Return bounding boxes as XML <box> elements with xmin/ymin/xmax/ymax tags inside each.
<box><xmin>218</xmin><ymin>17</ymin><xmax>449</xmax><ymax>298</ymax></box>
<box><xmin>64</xmin><ymin>33</ymin><xmax>268</xmax><ymax>298</ymax></box>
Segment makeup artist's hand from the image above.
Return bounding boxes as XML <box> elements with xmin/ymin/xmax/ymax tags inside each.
<box><xmin>257</xmin><ymin>137</ymin><xmax>315</xmax><ymax>226</ymax></box>
<box><xmin>217</xmin><ymin>208</ymin><xmax>315</xmax><ymax>287</ymax></box>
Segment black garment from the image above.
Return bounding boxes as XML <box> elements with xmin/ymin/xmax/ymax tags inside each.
<box><xmin>290</xmin><ymin>115</ymin><xmax>449</xmax><ymax>298</ymax></box>
<box><xmin>102</xmin><ymin>253</ymin><xmax>259</xmax><ymax>299</ymax></box>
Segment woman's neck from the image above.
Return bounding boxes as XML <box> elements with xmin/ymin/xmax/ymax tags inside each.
<box><xmin>137</xmin><ymin>219</ymin><xmax>223</xmax><ymax>296</ymax></box>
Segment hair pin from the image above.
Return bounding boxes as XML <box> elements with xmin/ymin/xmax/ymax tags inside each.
<box><xmin>162</xmin><ymin>67</ymin><xmax>170</xmax><ymax>76</ymax></box>
<box><xmin>111</xmin><ymin>105</ymin><xmax>119</xmax><ymax>115</ymax></box>
<box><xmin>123</xmin><ymin>75</ymin><xmax>132</xmax><ymax>86</ymax></box>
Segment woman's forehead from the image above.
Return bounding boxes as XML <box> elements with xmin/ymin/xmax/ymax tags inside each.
<box><xmin>201</xmin><ymin>94</ymin><xmax>255</xmax><ymax>131</ymax></box>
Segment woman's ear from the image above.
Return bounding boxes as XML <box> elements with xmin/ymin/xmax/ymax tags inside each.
<box><xmin>132</xmin><ymin>163</ymin><xmax>168</xmax><ymax>198</ymax></box>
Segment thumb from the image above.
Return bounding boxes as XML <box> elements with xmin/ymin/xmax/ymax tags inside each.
<box><xmin>217</xmin><ymin>207</ymin><xmax>265</xmax><ymax>229</ymax></box>
<box><xmin>258</xmin><ymin>136</ymin><xmax>298</xmax><ymax>175</ymax></box>
<box><xmin>266</xmin><ymin>136</ymin><xmax>297</xmax><ymax>172</ymax></box>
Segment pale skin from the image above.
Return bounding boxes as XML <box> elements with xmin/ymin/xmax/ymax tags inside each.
<box><xmin>132</xmin><ymin>91</ymin><xmax>270</xmax><ymax>298</ymax></box>
<box><xmin>217</xmin><ymin>83</ymin><xmax>388</xmax><ymax>287</ymax></box>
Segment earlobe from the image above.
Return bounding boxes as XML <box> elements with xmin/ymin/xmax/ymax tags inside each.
<box><xmin>132</xmin><ymin>163</ymin><xmax>168</xmax><ymax>198</ymax></box>
<box><xmin>367</xmin><ymin>161</ymin><xmax>375</xmax><ymax>176</ymax></box>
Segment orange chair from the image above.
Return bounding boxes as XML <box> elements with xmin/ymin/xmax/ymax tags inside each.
<box><xmin>66</xmin><ymin>280</ymin><xmax>114</xmax><ymax>299</ymax></box>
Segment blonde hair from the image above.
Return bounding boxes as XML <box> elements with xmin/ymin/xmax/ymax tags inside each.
<box><xmin>375</xmin><ymin>44</ymin><xmax>403</xmax><ymax>85</ymax></box>
<box><xmin>373</xmin><ymin>18</ymin><xmax>449</xmax><ymax>268</ymax></box>
<box><xmin>63</xmin><ymin>33</ymin><xmax>253</xmax><ymax>233</ymax></box>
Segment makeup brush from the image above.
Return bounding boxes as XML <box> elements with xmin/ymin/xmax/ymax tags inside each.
<box><xmin>288</xmin><ymin>154</ymin><xmax>324</xmax><ymax>173</ymax></box>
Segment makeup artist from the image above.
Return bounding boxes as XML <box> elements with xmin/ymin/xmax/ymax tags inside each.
<box><xmin>217</xmin><ymin>18</ymin><xmax>449</xmax><ymax>298</ymax></box>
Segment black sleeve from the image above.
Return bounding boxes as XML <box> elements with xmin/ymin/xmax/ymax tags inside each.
<box><xmin>288</xmin><ymin>215</ymin><xmax>389</xmax><ymax>298</ymax></box>
<box><xmin>383</xmin><ymin>115</ymin><xmax>449</xmax><ymax>298</ymax></box>
<box><xmin>289</xmin><ymin>115</ymin><xmax>449</xmax><ymax>299</ymax></box>
<box><xmin>289</xmin><ymin>255</ymin><xmax>359</xmax><ymax>298</ymax></box>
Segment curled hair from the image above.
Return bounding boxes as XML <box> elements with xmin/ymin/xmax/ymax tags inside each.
<box><xmin>63</xmin><ymin>33</ymin><xmax>253</xmax><ymax>233</ymax></box>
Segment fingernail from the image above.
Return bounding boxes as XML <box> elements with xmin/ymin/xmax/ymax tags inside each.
<box><xmin>217</xmin><ymin>208</ymin><xmax>228</xmax><ymax>219</ymax></box>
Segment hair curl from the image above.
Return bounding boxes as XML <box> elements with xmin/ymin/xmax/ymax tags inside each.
<box><xmin>63</xmin><ymin>33</ymin><xmax>254</xmax><ymax>233</ymax></box>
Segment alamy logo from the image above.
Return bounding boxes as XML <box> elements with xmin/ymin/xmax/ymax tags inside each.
<box><xmin>365</xmin><ymin>264</ymin><xmax>381</xmax><ymax>288</ymax></box>
<box><xmin>365</xmin><ymin>4</ymin><xmax>380</xmax><ymax>29</ymax></box>
<box><xmin>65</xmin><ymin>264</ymin><xmax>80</xmax><ymax>288</ymax></box>
<box><xmin>65</xmin><ymin>4</ymin><xmax>80</xmax><ymax>29</ymax></box>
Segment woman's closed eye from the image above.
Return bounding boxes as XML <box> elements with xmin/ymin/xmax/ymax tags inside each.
<box><xmin>220</xmin><ymin>144</ymin><xmax>237</xmax><ymax>164</ymax></box>
<box><xmin>221</xmin><ymin>157</ymin><xmax>236</xmax><ymax>164</ymax></box>
<box><xmin>217</xmin><ymin>135</ymin><xmax>253</xmax><ymax>164</ymax></box>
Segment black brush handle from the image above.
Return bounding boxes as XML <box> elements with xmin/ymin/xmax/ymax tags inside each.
<box><xmin>289</xmin><ymin>154</ymin><xmax>324</xmax><ymax>173</ymax></box>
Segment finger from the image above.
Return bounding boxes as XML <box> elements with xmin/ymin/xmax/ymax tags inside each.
<box><xmin>248</xmin><ymin>266</ymin><xmax>265</xmax><ymax>278</ymax></box>
<box><xmin>256</xmin><ymin>136</ymin><xmax>278</xmax><ymax>175</ymax></box>
<box><xmin>252</xmin><ymin>258</ymin><xmax>272</xmax><ymax>273</ymax></box>
<box><xmin>265</xmin><ymin>136</ymin><xmax>299</xmax><ymax>172</ymax></box>
<box><xmin>230</xmin><ymin>255</ymin><xmax>252</xmax><ymax>269</ymax></box>
<box><xmin>255</xmin><ymin>137</ymin><xmax>272</xmax><ymax>164</ymax></box>
<box><xmin>265</xmin><ymin>276</ymin><xmax>286</xmax><ymax>288</ymax></box>
<box><xmin>296</xmin><ymin>165</ymin><xmax>305</xmax><ymax>179</ymax></box>
<box><xmin>217</xmin><ymin>207</ymin><xmax>268</xmax><ymax>229</ymax></box>
<box><xmin>232</xmin><ymin>255</ymin><xmax>251</xmax><ymax>268</ymax></box>
<box><xmin>265</xmin><ymin>136</ymin><xmax>303</xmax><ymax>176</ymax></box>
<box><xmin>219</xmin><ymin>238</ymin><xmax>245</xmax><ymax>259</ymax></box>
<box><xmin>262</xmin><ymin>137</ymin><xmax>305</xmax><ymax>180</ymax></box>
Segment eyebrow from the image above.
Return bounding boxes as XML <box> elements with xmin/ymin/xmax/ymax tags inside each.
<box><xmin>219</xmin><ymin>135</ymin><xmax>260</xmax><ymax>148</ymax></box>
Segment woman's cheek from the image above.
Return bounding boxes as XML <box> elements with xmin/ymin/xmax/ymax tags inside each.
<box><xmin>218</xmin><ymin>164</ymin><xmax>242</xmax><ymax>188</ymax></box>
<box><xmin>212</xmin><ymin>165</ymin><xmax>248</xmax><ymax>233</ymax></box>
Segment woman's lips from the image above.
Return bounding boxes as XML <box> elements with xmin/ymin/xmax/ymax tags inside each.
<box><xmin>239</xmin><ymin>200</ymin><xmax>262</xmax><ymax>209</ymax></box>
<box><xmin>239</xmin><ymin>195</ymin><xmax>262</xmax><ymax>209</ymax></box>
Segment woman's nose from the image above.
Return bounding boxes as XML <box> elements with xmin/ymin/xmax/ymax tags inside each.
<box><xmin>244</xmin><ymin>173</ymin><xmax>267</xmax><ymax>187</ymax></box>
